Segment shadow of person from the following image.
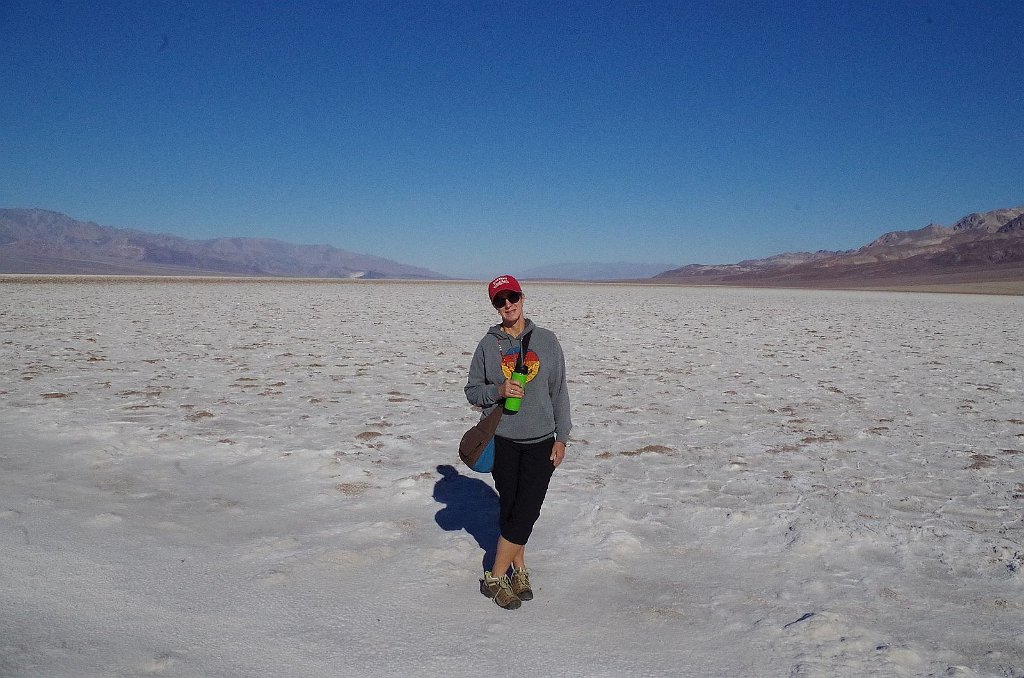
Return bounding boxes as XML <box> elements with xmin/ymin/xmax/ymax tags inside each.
<box><xmin>434</xmin><ymin>464</ymin><xmax>499</xmax><ymax>572</ymax></box>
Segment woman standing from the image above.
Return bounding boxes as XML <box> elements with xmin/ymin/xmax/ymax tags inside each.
<box><xmin>464</xmin><ymin>275</ymin><xmax>572</xmax><ymax>610</ymax></box>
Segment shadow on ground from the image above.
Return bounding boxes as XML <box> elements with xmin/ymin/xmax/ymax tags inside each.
<box><xmin>433</xmin><ymin>464</ymin><xmax>499</xmax><ymax>572</ymax></box>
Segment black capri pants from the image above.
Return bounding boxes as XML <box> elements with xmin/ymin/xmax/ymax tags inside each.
<box><xmin>492</xmin><ymin>435</ymin><xmax>556</xmax><ymax>546</ymax></box>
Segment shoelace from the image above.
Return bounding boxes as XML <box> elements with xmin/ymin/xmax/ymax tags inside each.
<box><xmin>486</xmin><ymin>573</ymin><xmax>513</xmax><ymax>589</ymax></box>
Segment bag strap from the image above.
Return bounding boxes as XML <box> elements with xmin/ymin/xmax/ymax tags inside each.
<box><xmin>515</xmin><ymin>329</ymin><xmax>532</xmax><ymax>371</ymax></box>
<box><xmin>482</xmin><ymin>329</ymin><xmax>530</xmax><ymax>422</ymax></box>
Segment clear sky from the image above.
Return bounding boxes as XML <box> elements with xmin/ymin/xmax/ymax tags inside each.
<box><xmin>2</xmin><ymin>1</ymin><xmax>1022</xmax><ymax>278</ymax></box>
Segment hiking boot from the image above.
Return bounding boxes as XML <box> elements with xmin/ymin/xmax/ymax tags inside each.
<box><xmin>480</xmin><ymin>571</ymin><xmax>521</xmax><ymax>610</ymax></box>
<box><xmin>510</xmin><ymin>567</ymin><xmax>533</xmax><ymax>601</ymax></box>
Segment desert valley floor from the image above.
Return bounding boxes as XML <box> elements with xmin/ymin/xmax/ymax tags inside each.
<box><xmin>1</xmin><ymin>279</ymin><xmax>1022</xmax><ymax>677</ymax></box>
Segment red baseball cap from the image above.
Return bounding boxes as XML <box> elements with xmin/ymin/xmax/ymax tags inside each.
<box><xmin>487</xmin><ymin>274</ymin><xmax>522</xmax><ymax>302</ymax></box>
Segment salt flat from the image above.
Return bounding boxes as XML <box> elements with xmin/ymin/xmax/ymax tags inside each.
<box><xmin>1</xmin><ymin>280</ymin><xmax>1021</xmax><ymax>678</ymax></box>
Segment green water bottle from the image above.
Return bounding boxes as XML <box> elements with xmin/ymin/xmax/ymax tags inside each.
<box><xmin>504</xmin><ymin>367</ymin><xmax>528</xmax><ymax>412</ymax></box>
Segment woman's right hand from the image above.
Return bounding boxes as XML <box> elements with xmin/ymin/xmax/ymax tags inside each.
<box><xmin>498</xmin><ymin>378</ymin><xmax>524</xmax><ymax>400</ymax></box>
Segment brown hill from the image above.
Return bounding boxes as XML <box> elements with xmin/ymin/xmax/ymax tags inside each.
<box><xmin>0</xmin><ymin>209</ymin><xmax>445</xmax><ymax>279</ymax></box>
<box><xmin>998</xmin><ymin>214</ymin><xmax>1024</xmax><ymax>233</ymax></box>
<box><xmin>654</xmin><ymin>206</ymin><xmax>1024</xmax><ymax>290</ymax></box>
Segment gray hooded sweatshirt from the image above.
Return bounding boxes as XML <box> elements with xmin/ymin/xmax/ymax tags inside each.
<box><xmin>464</xmin><ymin>318</ymin><xmax>572</xmax><ymax>444</ymax></box>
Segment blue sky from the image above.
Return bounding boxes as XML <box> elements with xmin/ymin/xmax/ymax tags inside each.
<box><xmin>2</xmin><ymin>1</ymin><xmax>1022</xmax><ymax>278</ymax></box>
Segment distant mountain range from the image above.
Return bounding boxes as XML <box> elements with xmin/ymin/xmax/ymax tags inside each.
<box><xmin>519</xmin><ymin>261</ymin><xmax>678</xmax><ymax>281</ymax></box>
<box><xmin>654</xmin><ymin>206</ymin><xmax>1024</xmax><ymax>287</ymax></box>
<box><xmin>0</xmin><ymin>209</ymin><xmax>445</xmax><ymax>279</ymax></box>
<box><xmin>2</xmin><ymin>206</ymin><xmax>1023</xmax><ymax>285</ymax></box>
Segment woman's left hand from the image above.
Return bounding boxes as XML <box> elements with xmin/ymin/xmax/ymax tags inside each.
<box><xmin>550</xmin><ymin>441</ymin><xmax>566</xmax><ymax>468</ymax></box>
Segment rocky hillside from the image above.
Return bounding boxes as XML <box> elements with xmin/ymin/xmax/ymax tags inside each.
<box><xmin>654</xmin><ymin>206</ymin><xmax>1024</xmax><ymax>286</ymax></box>
<box><xmin>0</xmin><ymin>209</ymin><xmax>445</xmax><ymax>279</ymax></box>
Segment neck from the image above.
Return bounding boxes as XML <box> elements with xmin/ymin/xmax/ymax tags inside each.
<box><xmin>501</xmin><ymin>318</ymin><xmax>526</xmax><ymax>337</ymax></box>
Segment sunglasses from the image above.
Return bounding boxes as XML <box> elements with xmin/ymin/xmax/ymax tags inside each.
<box><xmin>491</xmin><ymin>291</ymin><xmax>522</xmax><ymax>308</ymax></box>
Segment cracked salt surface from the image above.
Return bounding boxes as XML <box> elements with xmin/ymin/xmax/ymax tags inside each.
<box><xmin>1</xmin><ymin>280</ymin><xmax>1021</xmax><ymax>677</ymax></box>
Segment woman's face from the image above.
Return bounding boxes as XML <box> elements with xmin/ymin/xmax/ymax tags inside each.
<box><xmin>493</xmin><ymin>291</ymin><xmax>524</xmax><ymax>325</ymax></box>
